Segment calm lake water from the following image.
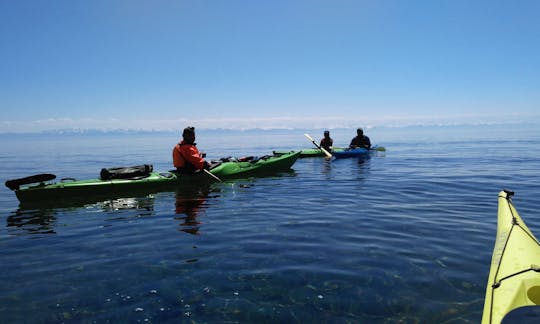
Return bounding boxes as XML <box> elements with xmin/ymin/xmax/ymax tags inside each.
<box><xmin>1</xmin><ymin>124</ymin><xmax>540</xmax><ymax>323</ymax></box>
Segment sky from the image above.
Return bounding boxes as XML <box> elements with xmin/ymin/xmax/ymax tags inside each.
<box><xmin>1</xmin><ymin>0</ymin><xmax>539</xmax><ymax>132</ymax></box>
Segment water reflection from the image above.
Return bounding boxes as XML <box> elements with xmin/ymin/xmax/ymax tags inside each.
<box><xmin>172</xmin><ymin>171</ymin><xmax>296</xmax><ymax>235</ymax></box>
<box><xmin>96</xmin><ymin>197</ymin><xmax>154</xmax><ymax>212</ymax></box>
<box><xmin>6</xmin><ymin>170</ymin><xmax>297</xmax><ymax>236</ymax></box>
<box><xmin>322</xmin><ymin>157</ymin><xmax>333</xmax><ymax>175</ymax></box>
<box><xmin>6</xmin><ymin>209</ymin><xmax>57</xmax><ymax>234</ymax></box>
<box><xmin>174</xmin><ymin>185</ymin><xmax>211</xmax><ymax>235</ymax></box>
<box><xmin>357</xmin><ymin>153</ymin><xmax>372</xmax><ymax>165</ymax></box>
<box><xmin>7</xmin><ymin>195</ymin><xmax>156</xmax><ymax>235</ymax></box>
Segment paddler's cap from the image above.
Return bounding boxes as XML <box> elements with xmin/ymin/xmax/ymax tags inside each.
<box><xmin>324</xmin><ymin>130</ymin><xmax>329</xmax><ymax>134</ymax></box>
<box><xmin>183</xmin><ymin>126</ymin><xmax>195</xmax><ymax>137</ymax></box>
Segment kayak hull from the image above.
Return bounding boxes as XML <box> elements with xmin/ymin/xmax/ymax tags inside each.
<box><xmin>11</xmin><ymin>151</ymin><xmax>301</xmax><ymax>203</ymax></box>
<box><xmin>274</xmin><ymin>146</ymin><xmax>385</xmax><ymax>158</ymax></box>
<box><xmin>482</xmin><ymin>190</ymin><xmax>540</xmax><ymax>323</ymax></box>
<box><xmin>274</xmin><ymin>148</ymin><xmax>347</xmax><ymax>157</ymax></box>
<box><xmin>15</xmin><ymin>172</ymin><xmax>181</xmax><ymax>203</ymax></box>
<box><xmin>298</xmin><ymin>148</ymin><xmax>345</xmax><ymax>157</ymax></box>
<box><xmin>333</xmin><ymin>148</ymin><xmax>369</xmax><ymax>158</ymax></box>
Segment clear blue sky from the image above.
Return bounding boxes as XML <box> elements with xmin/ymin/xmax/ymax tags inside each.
<box><xmin>1</xmin><ymin>0</ymin><xmax>539</xmax><ymax>132</ymax></box>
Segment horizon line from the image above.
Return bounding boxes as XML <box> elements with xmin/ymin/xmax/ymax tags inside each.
<box><xmin>1</xmin><ymin>120</ymin><xmax>539</xmax><ymax>135</ymax></box>
<box><xmin>1</xmin><ymin>113</ymin><xmax>539</xmax><ymax>134</ymax></box>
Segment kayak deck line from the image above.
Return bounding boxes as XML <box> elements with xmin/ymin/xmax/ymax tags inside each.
<box><xmin>482</xmin><ymin>190</ymin><xmax>540</xmax><ymax>324</ymax></box>
<box><xmin>492</xmin><ymin>191</ymin><xmax>540</xmax><ymax>289</ymax></box>
<box><xmin>492</xmin><ymin>265</ymin><xmax>540</xmax><ymax>289</ymax></box>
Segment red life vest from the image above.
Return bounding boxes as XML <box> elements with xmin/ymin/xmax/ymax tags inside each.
<box><xmin>172</xmin><ymin>141</ymin><xmax>205</xmax><ymax>170</ymax></box>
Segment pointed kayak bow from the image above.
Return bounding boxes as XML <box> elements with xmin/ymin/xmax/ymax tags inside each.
<box><xmin>482</xmin><ymin>190</ymin><xmax>540</xmax><ymax>323</ymax></box>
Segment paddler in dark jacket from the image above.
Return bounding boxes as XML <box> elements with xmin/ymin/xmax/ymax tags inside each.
<box><xmin>349</xmin><ymin>128</ymin><xmax>371</xmax><ymax>150</ymax></box>
<box><xmin>173</xmin><ymin>126</ymin><xmax>210</xmax><ymax>172</ymax></box>
<box><xmin>320</xmin><ymin>130</ymin><xmax>333</xmax><ymax>152</ymax></box>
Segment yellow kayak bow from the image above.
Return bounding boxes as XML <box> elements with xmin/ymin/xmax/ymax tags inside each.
<box><xmin>482</xmin><ymin>190</ymin><xmax>540</xmax><ymax>323</ymax></box>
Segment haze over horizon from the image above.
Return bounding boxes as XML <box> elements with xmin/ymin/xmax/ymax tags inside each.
<box><xmin>1</xmin><ymin>113</ymin><xmax>539</xmax><ymax>134</ymax></box>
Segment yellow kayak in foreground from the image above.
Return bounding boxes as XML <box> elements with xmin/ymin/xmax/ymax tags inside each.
<box><xmin>482</xmin><ymin>190</ymin><xmax>540</xmax><ymax>323</ymax></box>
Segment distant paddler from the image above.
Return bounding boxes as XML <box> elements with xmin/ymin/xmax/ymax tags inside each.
<box><xmin>304</xmin><ymin>133</ymin><xmax>332</xmax><ymax>158</ymax></box>
<box><xmin>320</xmin><ymin>130</ymin><xmax>333</xmax><ymax>153</ymax></box>
<box><xmin>349</xmin><ymin>128</ymin><xmax>371</xmax><ymax>150</ymax></box>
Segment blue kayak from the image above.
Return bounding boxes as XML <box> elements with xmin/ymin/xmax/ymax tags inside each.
<box><xmin>333</xmin><ymin>148</ymin><xmax>370</xmax><ymax>158</ymax></box>
<box><xmin>333</xmin><ymin>145</ymin><xmax>386</xmax><ymax>158</ymax></box>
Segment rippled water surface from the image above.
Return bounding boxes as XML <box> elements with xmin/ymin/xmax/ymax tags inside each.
<box><xmin>1</xmin><ymin>125</ymin><xmax>540</xmax><ymax>323</ymax></box>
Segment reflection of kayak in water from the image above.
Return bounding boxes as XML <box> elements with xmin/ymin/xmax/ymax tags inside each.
<box><xmin>482</xmin><ymin>190</ymin><xmax>540</xmax><ymax>324</ymax></box>
<box><xmin>5</xmin><ymin>151</ymin><xmax>301</xmax><ymax>204</ymax></box>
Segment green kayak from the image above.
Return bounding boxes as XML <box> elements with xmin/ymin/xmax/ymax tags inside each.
<box><xmin>274</xmin><ymin>147</ymin><xmax>346</xmax><ymax>158</ymax></box>
<box><xmin>6</xmin><ymin>151</ymin><xmax>300</xmax><ymax>203</ymax></box>
<box><xmin>210</xmin><ymin>151</ymin><xmax>300</xmax><ymax>176</ymax></box>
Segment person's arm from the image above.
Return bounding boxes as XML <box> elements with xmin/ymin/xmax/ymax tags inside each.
<box><xmin>349</xmin><ymin>137</ymin><xmax>357</xmax><ymax>149</ymax></box>
<box><xmin>186</xmin><ymin>146</ymin><xmax>206</xmax><ymax>170</ymax></box>
<box><xmin>365</xmin><ymin>136</ymin><xmax>371</xmax><ymax>149</ymax></box>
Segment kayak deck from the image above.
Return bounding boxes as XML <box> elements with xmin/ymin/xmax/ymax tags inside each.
<box><xmin>482</xmin><ymin>190</ymin><xmax>540</xmax><ymax>323</ymax></box>
<box><xmin>211</xmin><ymin>151</ymin><xmax>300</xmax><ymax>175</ymax></box>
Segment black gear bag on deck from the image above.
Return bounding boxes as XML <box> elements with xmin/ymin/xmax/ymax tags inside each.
<box><xmin>100</xmin><ymin>164</ymin><xmax>153</xmax><ymax>180</ymax></box>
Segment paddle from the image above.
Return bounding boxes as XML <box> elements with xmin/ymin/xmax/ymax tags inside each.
<box><xmin>203</xmin><ymin>169</ymin><xmax>222</xmax><ymax>182</ymax></box>
<box><xmin>304</xmin><ymin>133</ymin><xmax>332</xmax><ymax>158</ymax></box>
<box><xmin>371</xmin><ymin>146</ymin><xmax>386</xmax><ymax>152</ymax></box>
<box><xmin>5</xmin><ymin>173</ymin><xmax>56</xmax><ymax>191</ymax></box>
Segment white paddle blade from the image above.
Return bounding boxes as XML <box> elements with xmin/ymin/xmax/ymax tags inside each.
<box><xmin>304</xmin><ymin>133</ymin><xmax>315</xmax><ymax>142</ymax></box>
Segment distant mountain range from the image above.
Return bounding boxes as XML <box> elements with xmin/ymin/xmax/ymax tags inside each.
<box><xmin>1</xmin><ymin>121</ymin><xmax>539</xmax><ymax>136</ymax></box>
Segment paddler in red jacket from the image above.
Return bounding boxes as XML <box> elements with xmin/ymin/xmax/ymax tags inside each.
<box><xmin>173</xmin><ymin>126</ymin><xmax>210</xmax><ymax>173</ymax></box>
